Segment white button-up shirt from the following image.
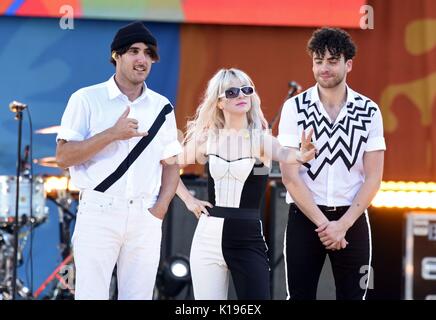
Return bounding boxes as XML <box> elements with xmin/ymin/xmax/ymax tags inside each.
<box><xmin>278</xmin><ymin>84</ymin><xmax>386</xmax><ymax>206</ymax></box>
<box><xmin>57</xmin><ymin>76</ymin><xmax>182</xmax><ymax>205</ymax></box>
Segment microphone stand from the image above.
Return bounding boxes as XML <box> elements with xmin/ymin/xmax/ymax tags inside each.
<box><xmin>268</xmin><ymin>82</ymin><xmax>302</xmax><ymax>178</ymax></box>
<box><xmin>269</xmin><ymin>81</ymin><xmax>302</xmax><ymax>130</ymax></box>
<box><xmin>10</xmin><ymin>101</ymin><xmax>27</xmax><ymax>300</ymax></box>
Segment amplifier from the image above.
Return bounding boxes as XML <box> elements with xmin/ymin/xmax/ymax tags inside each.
<box><xmin>404</xmin><ymin>212</ymin><xmax>436</xmax><ymax>300</ymax></box>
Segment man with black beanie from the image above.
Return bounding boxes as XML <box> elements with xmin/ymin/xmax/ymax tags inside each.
<box><xmin>56</xmin><ymin>21</ymin><xmax>182</xmax><ymax>300</ymax></box>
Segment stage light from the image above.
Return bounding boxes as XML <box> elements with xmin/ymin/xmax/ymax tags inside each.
<box><xmin>372</xmin><ymin>181</ymin><xmax>436</xmax><ymax>209</ymax></box>
<box><xmin>156</xmin><ymin>255</ymin><xmax>191</xmax><ymax>299</ymax></box>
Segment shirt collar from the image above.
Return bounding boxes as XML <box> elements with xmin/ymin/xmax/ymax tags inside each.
<box><xmin>107</xmin><ymin>75</ymin><xmax>148</xmax><ymax>102</ymax></box>
<box><xmin>310</xmin><ymin>83</ymin><xmax>355</xmax><ymax>106</ymax></box>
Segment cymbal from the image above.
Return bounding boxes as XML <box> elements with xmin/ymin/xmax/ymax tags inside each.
<box><xmin>34</xmin><ymin>156</ymin><xmax>58</xmax><ymax>168</ymax></box>
<box><xmin>35</xmin><ymin>125</ymin><xmax>60</xmax><ymax>134</ymax></box>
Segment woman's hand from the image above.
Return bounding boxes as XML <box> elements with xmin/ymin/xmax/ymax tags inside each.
<box><xmin>185</xmin><ymin>196</ymin><xmax>213</xmax><ymax>219</ymax></box>
<box><xmin>296</xmin><ymin>128</ymin><xmax>317</xmax><ymax>163</ymax></box>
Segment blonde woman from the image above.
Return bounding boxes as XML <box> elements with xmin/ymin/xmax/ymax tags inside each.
<box><xmin>176</xmin><ymin>68</ymin><xmax>315</xmax><ymax>300</ymax></box>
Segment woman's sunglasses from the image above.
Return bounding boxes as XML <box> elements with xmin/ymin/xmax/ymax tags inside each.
<box><xmin>219</xmin><ymin>86</ymin><xmax>255</xmax><ymax>99</ymax></box>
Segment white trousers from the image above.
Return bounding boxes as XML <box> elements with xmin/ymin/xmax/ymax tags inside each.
<box><xmin>190</xmin><ymin>215</ymin><xmax>229</xmax><ymax>300</ymax></box>
<box><xmin>72</xmin><ymin>189</ymin><xmax>162</xmax><ymax>300</ymax></box>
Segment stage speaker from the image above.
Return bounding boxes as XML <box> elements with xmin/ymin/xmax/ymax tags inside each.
<box><xmin>404</xmin><ymin>212</ymin><xmax>436</xmax><ymax>300</ymax></box>
<box><xmin>366</xmin><ymin>207</ymin><xmax>403</xmax><ymax>300</ymax></box>
<box><xmin>160</xmin><ymin>176</ymin><xmax>237</xmax><ymax>300</ymax></box>
<box><xmin>268</xmin><ymin>180</ymin><xmax>335</xmax><ymax>300</ymax></box>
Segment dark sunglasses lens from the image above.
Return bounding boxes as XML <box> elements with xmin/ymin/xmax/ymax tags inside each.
<box><xmin>241</xmin><ymin>86</ymin><xmax>254</xmax><ymax>95</ymax></box>
<box><xmin>225</xmin><ymin>87</ymin><xmax>240</xmax><ymax>99</ymax></box>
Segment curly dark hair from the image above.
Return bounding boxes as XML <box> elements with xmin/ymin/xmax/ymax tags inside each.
<box><xmin>307</xmin><ymin>27</ymin><xmax>356</xmax><ymax>61</ymax></box>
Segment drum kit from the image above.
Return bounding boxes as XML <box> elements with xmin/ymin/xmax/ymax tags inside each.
<box><xmin>0</xmin><ymin>125</ymin><xmax>79</xmax><ymax>300</ymax></box>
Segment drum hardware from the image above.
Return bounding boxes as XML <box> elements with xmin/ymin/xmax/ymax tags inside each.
<box><xmin>31</xmin><ymin>174</ymin><xmax>78</xmax><ymax>299</ymax></box>
<box><xmin>0</xmin><ymin>172</ymin><xmax>76</xmax><ymax>299</ymax></box>
<box><xmin>33</xmin><ymin>253</ymin><xmax>74</xmax><ymax>299</ymax></box>
<box><xmin>0</xmin><ymin>176</ymin><xmax>49</xmax><ymax>228</ymax></box>
<box><xmin>0</xmin><ymin>225</ymin><xmax>34</xmax><ymax>300</ymax></box>
<box><xmin>47</xmin><ymin>192</ymin><xmax>76</xmax><ymax>261</ymax></box>
<box><xmin>0</xmin><ymin>111</ymin><xmax>63</xmax><ymax>299</ymax></box>
<box><xmin>42</xmin><ymin>174</ymin><xmax>77</xmax><ymax>260</ymax></box>
<box><xmin>2</xmin><ymin>114</ymin><xmax>69</xmax><ymax>299</ymax></box>
<box><xmin>0</xmin><ymin>173</ymin><xmax>48</xmax><ymax>300</ymax></box>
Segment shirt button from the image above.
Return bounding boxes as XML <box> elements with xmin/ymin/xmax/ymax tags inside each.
<box><xmin>129</xmin><ymin>200</ymin><xmax>133</xmax><ymax>204</ymax></box>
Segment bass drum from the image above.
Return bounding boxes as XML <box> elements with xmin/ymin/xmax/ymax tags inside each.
<box><xmin>0</xmin><ymin>175</ymin><xmax>48</xmax><ymax>227</ymax></box>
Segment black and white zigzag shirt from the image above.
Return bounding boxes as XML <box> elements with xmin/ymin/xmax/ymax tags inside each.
<box><xmin>278</xmin><ymin>84</ymin><xmax>386</xmax><ymax>206</ymax></box>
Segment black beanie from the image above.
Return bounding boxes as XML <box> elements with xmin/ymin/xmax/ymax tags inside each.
<box><xmin>111</xmin><ymin>21</ymin><xmax>157</xmax><ymax>51</ymax></box>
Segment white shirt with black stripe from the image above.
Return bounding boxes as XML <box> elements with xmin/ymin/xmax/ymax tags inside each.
<box><xmin>57</xmin><ymin>75</ymin><xmax>182</xmax><ymax>204</ymax></box>
<box><xmin>278</xmin><ymin>84</ymin><xmax>386</xmax><ymax>207</ymax></box>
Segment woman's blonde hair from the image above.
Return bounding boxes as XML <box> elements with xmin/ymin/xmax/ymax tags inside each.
<box><xmin>184</xmin><ymin>68</ymin><xmax>268</xmax><ymax>144</ymax></box>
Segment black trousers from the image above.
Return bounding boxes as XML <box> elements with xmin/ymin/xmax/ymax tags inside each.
<box><xmin>285</xmin><ymin>204</ymin><xmax>372</xmax><ymax>300</ymax></box>
<box><xmin>209</xmin><ymin>207</ymin><xmax>270</xmax><ymax>300</ymax></box>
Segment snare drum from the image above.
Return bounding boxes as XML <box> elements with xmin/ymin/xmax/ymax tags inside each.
<box><xmin>0</xmin><ymin>175</ymin><xmax>48</xmax><ymax>225</ymax></box>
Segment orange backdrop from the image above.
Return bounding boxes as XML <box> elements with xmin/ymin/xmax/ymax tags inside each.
<box><xmin>176</xmin><ymin>0</ymin><xmax>436</xmax><ymax>181</ymax></box>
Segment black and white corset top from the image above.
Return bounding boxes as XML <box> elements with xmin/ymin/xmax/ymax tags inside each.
<box><xmin>207</xmin><ymin>154</ymin><xmax>268</xmax><ymax>209</ymax></box>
